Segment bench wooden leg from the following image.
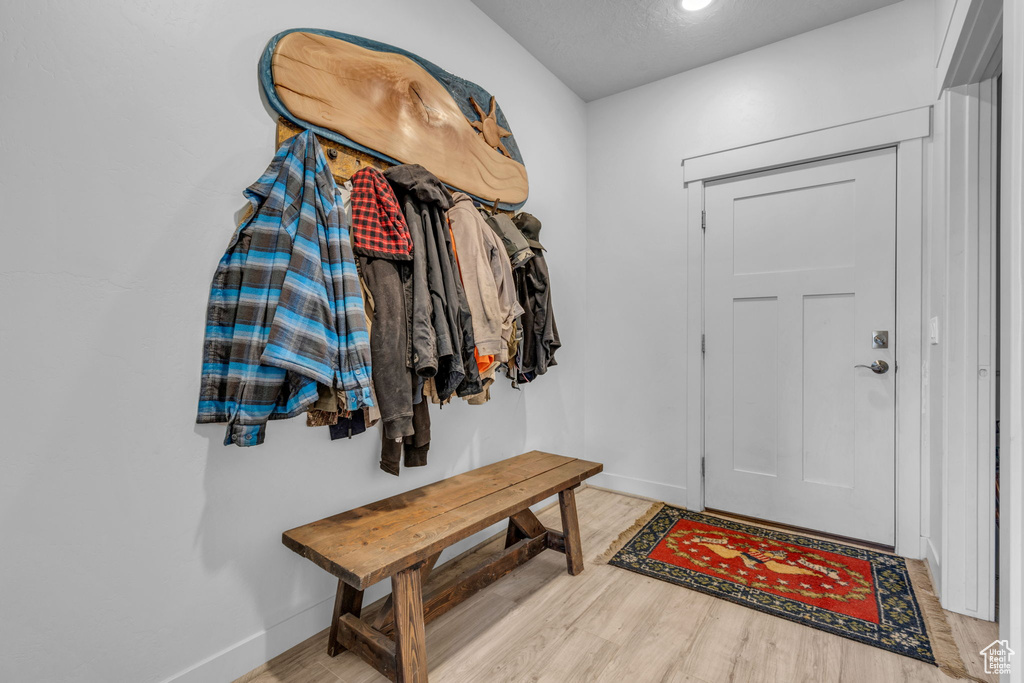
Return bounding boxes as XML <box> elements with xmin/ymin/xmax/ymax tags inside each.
<box><xmin>328</xmin><ymin>579</ymin><xmax>364</xmax><ymax>657</ymax></box>
<box><xmin>504</xmin><ymin>508</ymin><xmax>546</xmax><ymax>548</ymax></box>
<box><xmin>392</xmin><ymin>565</ymin><xmax>428</xmax><ymax>683</ymax></box>
<box><xmin>375</xmin><ymin>551</ymin><xmax>442</xmax><ymax>635</ymax></box>
<box><xmin>559</xmin><ymin>486</ymin><xmax>584</xmax><ymax>576</ymax></box>
<box><xmin>504</xmin><ymin>518</ymin><xmax>521</xmax><ymax>549</ymax></box>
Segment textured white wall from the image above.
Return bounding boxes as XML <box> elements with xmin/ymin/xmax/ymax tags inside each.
<box><xmin>584</xmin><ymin>0</ymin><xmax>937</xmax><ymax>504</ymax></box>
<box><xmin>0</xmin><ymin>2</ymin><xmax>586</xmax><ymax>682</ymax></box>
<box><xmin>935</xmin><ymin>0</ymin><xmax>960</xmax><ymax>72</ymax></box>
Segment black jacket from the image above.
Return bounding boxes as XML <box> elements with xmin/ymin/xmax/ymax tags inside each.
<box><xmin>385</xmin><ymin>165</ymin><xmax>482</xmax><ymax>399</ymax></box>
<box><xmin>517</xmin><ymin>249</ymin><xmax>560</xmax><ymax>377</ymax></box>
<box><xmin>358</xmin><ymin>255</ymin><xmax>415</xmax><ymax>439</ymax></box>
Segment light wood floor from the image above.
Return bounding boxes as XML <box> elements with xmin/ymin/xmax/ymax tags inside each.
<box><xmin>238</xmin><ymin>488</ymin><xmax>998</xmax><ymax>683</ymax></box>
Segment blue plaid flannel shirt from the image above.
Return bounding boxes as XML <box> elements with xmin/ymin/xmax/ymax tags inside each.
<box><xmin>197</xmin><ymin>130</ymin><xmax>373</xmax><ymax>446</ymax></box>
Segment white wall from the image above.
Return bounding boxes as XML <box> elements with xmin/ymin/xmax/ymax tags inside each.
<box><xmin>0</xmin><ymin>2</ymin><xmax>587</xmax><ymax>682</ymax></box>
<box><xmin>936</xmin><ymin>0</ymin><xmax>965</xmax><ymax>90</ymax></box>
<box><xmin>584</xmin><ymin>0</ymin><xmax>937</xmax><ymax>507</ymax></box>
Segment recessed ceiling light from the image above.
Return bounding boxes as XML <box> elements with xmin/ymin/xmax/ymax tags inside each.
<box><xmin>682</xmin><ymin>0</ymin><xmax>713</xmax><ymax>11</ymax></box>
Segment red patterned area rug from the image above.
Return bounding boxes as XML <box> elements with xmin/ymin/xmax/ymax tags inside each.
<box><xmin>604</xmin><ymin>505</ymin><xmax>970</xmax><ymax>676</ymax></box>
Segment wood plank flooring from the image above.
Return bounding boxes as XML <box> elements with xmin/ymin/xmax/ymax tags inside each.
<box><xmin>237</xmin><ymin>488</ymin><xmax>998</xmax><ymax>683</ymax></box>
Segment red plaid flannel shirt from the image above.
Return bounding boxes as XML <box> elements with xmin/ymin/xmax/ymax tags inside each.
<box><xmin>350</xmin><ymin>167</ymin><xmax>414</xmax><ymax>260</ymax></box>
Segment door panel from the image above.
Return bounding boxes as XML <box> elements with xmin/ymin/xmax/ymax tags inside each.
<box><xmin>802</xmin><ymin>293</ymin><xmax>856</xmax><ymax>488</ymax></box>
<box><xmin>732</xmin><ymin>297</ymin><xmax>779</xmax><ymax>477</ymax></box>
<box><xmin>704</xmin><ymin>148</ymin><xmax>896</xmax><ymax>546</ymax></box>
<box><xmin>732</xmin><ymin>181</ymin><xmax>856</xmax><ymax>275</ymax></box>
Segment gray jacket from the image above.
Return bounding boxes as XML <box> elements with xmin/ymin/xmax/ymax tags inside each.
<box><xmin>485</xmin><ymin>212</ymin><xmax>534</xmax><ymax>269</ymax></box>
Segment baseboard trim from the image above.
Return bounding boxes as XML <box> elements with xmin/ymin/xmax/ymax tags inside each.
<box><xmin>160</xmin><ymin>594</ymin><xmax>336</xmax><ymax>683</ymax></box>
<box><xmin>587</xmin><ymin>472</ymin><xmax>687</xmax><ymax>507</ymax></box>
<box><xmin>925</xmin><ymin>535</ymin><xmax>943</xmax><ymax>601</ymax></box>
<box><xmin>586</xmin><ymin>483</ymin><xmax>664</xmax><ymax>503</ymax></box>
<box><xmin>162</xmin><ymin>515</ymin><xmax>525</xmax><ymax>683</ymax></box>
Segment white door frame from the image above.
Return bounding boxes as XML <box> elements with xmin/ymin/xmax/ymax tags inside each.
<box><xmin>1001</xmin><ymin>0</ymin><xmax>1024</xmax><ymax>666</ymax></box>
<box><xmin>940</xmin><ymin>79</ymin><xmax>999</xmax><ymax>620</ymax></box>
<box><xmin>936</xmin><ymin>0</ymin><xmax>1003</xmax><ymax>626</ymax></box>
<box><xmin>682</xmin><ymin>107</ymin><xmax>931</xmax><ymax>558</ymax></box>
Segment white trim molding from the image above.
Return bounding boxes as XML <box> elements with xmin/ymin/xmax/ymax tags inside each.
<box><xmin>1001</xmin><ymin>0</ymin><xmax>1024</xmax><ymax>674</ymax></box>
<box><xmin>589</xmin><ymin>473</ymin><xmax>688</xmax><ymax>508</ymax></box>
<box><xmin>161</xmin><ymin>595</ymin><xmax>336</xmax><ymax>683</ymax></box>
<box><xmin>937</xmin><ymin>0</ymin><xmax>1003</xmax><ymax>94</ymax></box>
<box><xmin>681</xmin><ymin>108</ymin><xmax>930</xmax><ymax>559</ymax></box>
<box><xmin>895</xmin><ymin>136</ymin><xmax>927</xmax><ymax>560</ymax></box>
<box><xmin>682</xmin><ymin>107</ymin><xmax>931</xmax><ymax>184</ymax></box>
<box><xmin>940</xmin><ymin>80</ymin><xmax>999</xmax><ymax>621</ymax></box>
<box><xmin>685</xmin><ymin>180</ymin><xmax>705</xmax><ymax>513</ymax></box>
<box><xmin>159</xmin><ymin>518</ymin><xmax>521</xmax><ymax>683</ymax></box>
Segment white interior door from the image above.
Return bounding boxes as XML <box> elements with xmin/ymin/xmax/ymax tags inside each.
<box><xmin>704</xmin><ymin>148</ymin><xmax>897</xmax><ymax>546</ymax></box>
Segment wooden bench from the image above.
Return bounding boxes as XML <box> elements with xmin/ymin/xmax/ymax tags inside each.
<box><xmin>282</xmin><ymin>451</ymin><xmax>603</xmax><ymax>683</ymax></box>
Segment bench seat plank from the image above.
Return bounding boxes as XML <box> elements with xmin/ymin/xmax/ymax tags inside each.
<box><xmin>283</xmin><ymin>452</ymin><xmax>602</xmax><ymax>589</ymax></box>
<box><xmin>285</xmin><ymin>450</ymin><xmax>568</xmax><ymax>549</ymax></box>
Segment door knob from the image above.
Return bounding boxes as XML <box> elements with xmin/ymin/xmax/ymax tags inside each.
<box><xmin>854</xmin><ymin>360</ymin><xmax>889</xmax><ymax>374</ymax></box>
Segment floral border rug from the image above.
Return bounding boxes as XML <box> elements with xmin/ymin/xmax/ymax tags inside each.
<box><xmin>604</xmin><ymin>504</ymin><xmax>970</xmax><ymax>675</ymax></box>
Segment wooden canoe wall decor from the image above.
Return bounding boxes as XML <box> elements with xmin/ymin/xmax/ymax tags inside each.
<box><xmin>260</xmin><ymin>29</ymin><xmax>529</xmax><ymax>210</ymax></box>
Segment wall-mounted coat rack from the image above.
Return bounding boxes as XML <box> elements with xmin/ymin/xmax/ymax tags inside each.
<box><xmin>262</xmin><ymin>29</ymin><xmax>529</xmax><ymax>212</ymax></box>
<box><xmin>276</xmin><ymin>117</ymin><xmax>388</xmax><ymax>180</ymax></box>
<box><xmin>275</xmin><ymin>118</ymin><xmax>514</xmax><ymax>217</ymax></box>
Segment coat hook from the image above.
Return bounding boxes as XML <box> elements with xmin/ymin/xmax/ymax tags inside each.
<box><xmin>327</xmin><ymin>148</ymin><xmax>338</xmax><ymax>160</ymax></box>
<box><xmin>491</xmin><ymin>198</ymin><xmax>500</xmax><ymax>214</ymax></box>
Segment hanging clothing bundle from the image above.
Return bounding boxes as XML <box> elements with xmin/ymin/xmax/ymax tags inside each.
<box><xmin>347</xmin><ymin>165</ymin><xmax>428</xmax><ymax>474</ymax></box>
<box><xmin>197</xmin><ymin>131</ymin><xmax>373</xmax><ymax>446</ymax></box>
<box><xmin>485</xmin><ymin>212</ymin><xmax>534</xmax><ymax>269</ymax></box>
<box><xmin>512</xmin><ymin>212</ymin><xmax>560</xmax><ymax>382</ymax></box>
<box><xmin>449</xmin><ymin>192</ymin><xmax>524</xmax><ymax>403</ymax></box>
<box><xmin>197</xmin><ymin>132</ymin><xmax>561</xmax><ymax>472</ymax></box>
<box><xmin>384</xmin><ymin>164</ymin><xmax>482</xmax><ymax>401</ymax></box>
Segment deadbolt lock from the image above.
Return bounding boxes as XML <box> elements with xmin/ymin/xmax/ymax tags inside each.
<box><xmin>872</xmin><ymin>330</ymin><xmax>889</xmax><ymax>349</ymax></box>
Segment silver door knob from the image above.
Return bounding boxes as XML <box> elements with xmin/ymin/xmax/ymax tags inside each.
<box><xmin>854</xmin><ymin>360</ymin><xmax>889</xmax><ymax>374</ymax></box>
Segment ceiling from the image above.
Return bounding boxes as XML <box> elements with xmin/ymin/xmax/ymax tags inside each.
<box><xmin>470</xmin><ymin>0</ymin><xmax>902</xmax><ymax>102</ymax></box>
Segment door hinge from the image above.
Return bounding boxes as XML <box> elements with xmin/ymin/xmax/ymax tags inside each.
<box><xmin>701</xmin><ymin>334</ymin><xmax>705</xmax><ymax>355</ymax></box>
<box><xmin>701</xmin><ymin>210</ymin><xmax>706</xmax><ymax>232</ymax></box>
<box><xmin>701</xmin><ymin>455</ymin><xmax>705</xmax><ymax>478</ymax></box>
